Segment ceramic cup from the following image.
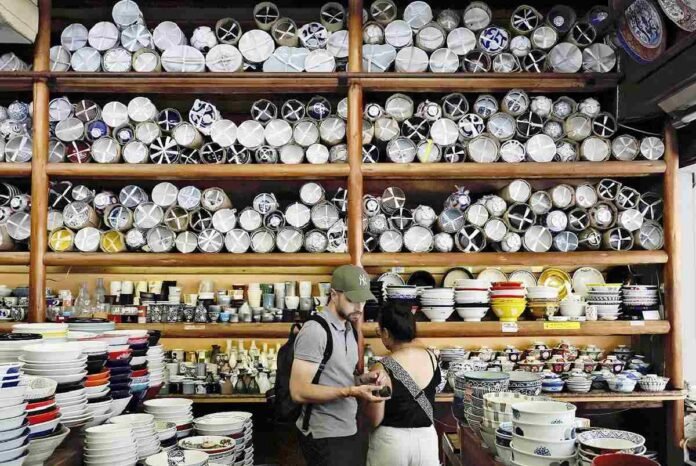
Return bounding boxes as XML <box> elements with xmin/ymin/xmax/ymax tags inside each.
<box><xmin>585</xmin><ymin>305</ymin><xmax>597</xmax><ymax>321</ymax></box>
<box><xmin>299</xmin><ymin>281</ymin><xmax>313</xmax><ymax>298</ymax></box>
<box><xmin>262</xmin><ymin>293</ymin><xmax>275</xmax><ymax>309</ymax></box>
<box><xmin>318</xmin><ymin>282</ymin><xmax>331</xmax><ymax>297</ymax></box>
<box><xmin>299</xmin><ymin>296</ymin><xmax>313</xmax><ymax>311</ymax></box>
<box><xmin>247</xmin><ymin>290</ymin><xmax>262</xmax><ymax>308</ymax></box>
<box><xmin>285</xmin><ymin>296</ymin><xmax>300</xmax><ymax>310</ymax></box>
<box><xmin>220</xmin><ymin>312</ymin><xmax>231</xmax><ymax>323</ymax></box>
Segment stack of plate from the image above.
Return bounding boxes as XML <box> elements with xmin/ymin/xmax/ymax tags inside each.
<box><xmin>143</xmin><ymin>398</ymin><xmax>193</xmax><ymax>439</ymax></box>
<box><xmin>12</xmin><ymin>324</ymin><xmax>68</xmax><ymax>342</ymax></box>
<box><xmin>419</xmin><ymin>288</ymin><xmax>454</xmax><ymax>322</ymax></box>
<box><xmin>110</xmin><ymin>413</ymin><xmax>161</xmax><ymax>460</ymax></box>
<box><xmin>67</xmin><ymin>318</ymin><xmax>115</xmax><ymax>335</ymax></box>
<box><xmin>193</xmin><ymin>412</ymin><xmax>253</xmax><ymax>465</ymax></box>
<box><xmin>145</xmin><ymin>451</ymin><xmax>209</xmax><ymax>466</ymax></box>
<box><xmin>0</xmin><ymin>334</ymin><xmax>42</xmax><ymax>364</ymax></box>
<box><xmin>98</xmin><ymin>333</ymin><xmax>133</xmax><ymax>413</ymax></box>
<box><xmin>586</xmin><ymin>284</ymin><xmax>622</xmax><ymax>320</ymax></box>
<box><xmin>453</xmin><ymin>279</ymin><xmax>489</xmax><ymax>322</ymax></box>
<box><xmin>526</xmin><ymin>286</ymin><xmax>560</xmax><ymax>320</ymax></box>
<box><xmin>0</xmin><ymin>363</ymin><xmax>29</xmax><ymax>464</ymax></box>
<box><xmin>490</xmin><ymin>282</ymin><xmax>527</xmax><ymax>322</ymax></box>
<box><xmin>385</xmin><ymin>285</ymin><xmax>418</xmax><ymax>302</ymax></box>
<box><xmin>576</xmin><ymin>429</ymin><xmax>647</xmax><ymax>466</ymax></box>
<box><xmin>105</xmin><ymin>331</ymin><xmax>151</xmax><ymax>406</ymax></box>
<box><xmin>457</xmin><ymin>372</ymin><xmax>510</xmax><ymax>439</ymax></box>
<box><xmin>439</xmin><ymin>347</ymin><xmax>470</xmax><ymax>392</ymax></box>
<box><xmin>154</xmin><ymin>421</ymin><xmax>177</xmax><ymax>453</ymax></box>
<box><xmin>146</xmin><ymin>345</ymin><xmax>165</xmax><ymax>394</ymax></box>
<box><xmin>20</xmin><ymin>343</ymin><xmax>91</xmax><ymax>429</ymax></box>
<box><xmin>84</xmin><ymin>424</ymin><xmax>138</xmax><ymax>466</ymax></box>
<box><xmin>179</xmin><ymin>435</ymin><xmax>237</xmax><ymax>464</ymax></box>
<box><xmin>25</xmin><ymin>376</ymin><xmax>62</xmax><ymax>442</ymax></box>
<box><xmin>622</xmin><ymin>285</ymin><xmax>659</xmax><ymax>320</ymax></box>
<box><xmin>510</xmin><ymin>401</ymin><xmax>577</xmax><ymax>466</ymax></box>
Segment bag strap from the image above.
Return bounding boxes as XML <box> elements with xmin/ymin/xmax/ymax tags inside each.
<box><xmin>302</xmin><ymin>314</ymin><xmax>333</xmax><ymax>431</ymax></box>
<box><xmin>381</xmin><ymin>356</ymin><xmax>434</xmax><ymax>424</ymax></box>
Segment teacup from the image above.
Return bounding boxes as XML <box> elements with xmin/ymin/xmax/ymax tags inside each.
<box><xmin>285</xmin><ymin>296</ymin><xmax>300</xmax><ymax>310</ymax></box>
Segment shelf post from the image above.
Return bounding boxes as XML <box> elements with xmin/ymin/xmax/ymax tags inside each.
<box><xmin>28</xmin><ymin>0</ymin><xmax>51</xmax><ymax>323</ymax></box>
<box><xmin>663</xmin><ymin>123</ymin><xmax>684</xmax><ymax>450</ymax></box>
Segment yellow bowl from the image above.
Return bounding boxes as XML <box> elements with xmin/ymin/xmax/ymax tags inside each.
<box><xmin>492</xmin><ymin>303</ymin><xmax>526</xmax><ymax>322</ymax></box>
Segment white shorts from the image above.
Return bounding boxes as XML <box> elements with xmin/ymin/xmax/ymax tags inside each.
<box><xmin>367</xmin><ymin>425</ymin><xmax>439</xmax><ymax>466</ymax></box>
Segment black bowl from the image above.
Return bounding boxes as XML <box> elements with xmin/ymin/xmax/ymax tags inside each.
<box><xmin>0</xmin><ymin>333</ymin><xmax>42</xmax><ymax>341</ymax></box>
<box><xmin>129</xmin><ymin>343</ymin><xmax>149</xmax><ymax>352</ymax></box>
<box><xmin>109</xmin><ymin>383</ymin><xmax>131</xmax><ymax>392</ymax></box>
<box><xmin>86</xmin><ymin>360</ymin><xmax>107</xmax><ymax>374</ymax></box>
<box><xmin>147</xmin><ymin>330</ymin><xmax>161</xmax><ymax>347</ymax></box>
<box><xmin>55</xmin><ymin>381</ymin><xmax>85</xmax><ymax>394</ymax></box>
<box><xmin>130</xmin><ymin>363</ymin><xmax>147</xmax><ymax>372</ymax></box>
<box><xmin>111</xmin><ymin>389</ymin><xmax>131</xmax><ymax>399</ymax></box>
<box><xmin>108</xmin><ymin>366</ymin><xmax>132</xmax><ymax>376</ymax></box>
<box><xmin>66</xmin><ymin>317</ymin><xmax>110</xmax><ymax>323</ymax></box>
<box><xmin>87</xmin><ymin>395</ymin><xmax>112</xmax><ymax>404</ymax></box>
<box><xmin>109</xmin><ymin>375</ymin><xmax>131</xmax><ymax>384</ymax></box>
<box><xmin>106</xmin><ymin>358</ymin><xmax>132</xmax><ymax>367</ymax></box>
<box><xmin>131</xmin><ymin>349</ymin><xmax>148</xmax><ymax>357</ymax></box>
<box><xmin>408</xmin><ymin>270</ymin><xmax>436</xmax><ymax>287</ymax></box>
<box><xmin>160</xmin><ymin>436</ymin><xmax>178</xmax><ymax>448</ymax></box>
<box><xmin>87</xmin><ymin>353</ymin><xmax>108</xmax><ymax>361</ymax></box>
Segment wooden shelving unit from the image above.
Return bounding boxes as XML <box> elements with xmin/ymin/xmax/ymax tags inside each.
<box><xmin>0</xmin><ymin>0</ymin><xmax>680</xmax><ymax>457</ymax></box>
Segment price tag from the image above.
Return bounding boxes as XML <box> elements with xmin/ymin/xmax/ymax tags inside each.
<box><xmin>501</xmin><ymin>322</ymin><xmax>518</xmax><ymax>333</ymax></box>
<box><xmin>543</xmin><ymin>322</ymin><xmax>581</xmax><ymax>330</ymax></box>
<box><xmin>184</xmin><ymin>325</ymin><xmax>206</xmax><ymax>330</ymax></box>
<box><xmin>391</xmin><ymin>266</ymin><xmax>405</xmax><ymax>273</ymax></box>
<box><xmin>642</xmin><ymin>311</ymin><xmax>661</xmax><ymax>321</ymax></box>
<box><xmin>630</xmin><ymin>321</ymin><xmax>645</xmax><ymax>326</ymax></box>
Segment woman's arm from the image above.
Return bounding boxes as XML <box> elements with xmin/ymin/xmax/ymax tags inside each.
<box><xmin>362</xmin><ymin>363</ymin><xmax>390</xmax><ymax>428</ymax></box>
<box><xmin>290</xmin><ymin>359</ymin><xmax>385</xmax><ymax>404</ymax></box>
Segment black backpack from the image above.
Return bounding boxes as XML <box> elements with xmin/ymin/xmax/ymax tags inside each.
<box><xmin>268</xmin><ymin>314</ymin><xmax>334</xmax><ymax>426</ymax></box>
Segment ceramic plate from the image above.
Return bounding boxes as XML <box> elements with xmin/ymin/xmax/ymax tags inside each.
<box><xmin>508</xmin><ymin>270</ymin><xmax>536</xmax><ymax>289</ymax></box>
<box><xmin>538</xmin><ymin>268</ymin><xmax>572</xmax><ymax>301</ymax></box>
<box><xmin>572</xmin><ymin>267</ymin><xmax>605</xmax><ymax>297</ymax></box>
<box><xmin>377</xmin><ymin>272</ymin><xmax>405</xmax><ymax>287</ymax></box>
<box><xmin>442</xmin><ymin>267</ymin><xmax>474</xmax><ymax>288</ymax></box>
<box><xmin>477</xmin><ymin>268</ymin><xmax>507</xmax><ymax>287</ymax></box>
<box><xmin>658</xmin><ymin>0</ymin><xmax>696</xmax><ymax>31</ymax></box>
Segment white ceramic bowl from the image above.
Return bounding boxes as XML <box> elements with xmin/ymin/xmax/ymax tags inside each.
<box><xmin>111</xmin><ymin>413</ymin><xmax>155</xmax><ymax>427</ymax></box>
<box><xmin>95</xmin><ymin>335</ymin><xmax>129</xmax><ymax>346</ymax></box>
<box><xmin>20</xmin><ymin>343</ymin><xmax>82</xmax><ymax>363</ymax></box>
<box><xmin>511</xmin><ymin>433</ymin><xmax>576</xmax><ymax>456</ymax></box>
<box><xmin>145</xmin><ymin>450</ymin><xmax>209</xmax><ymax>466</ymax></box>
<box><xmin>511</xmin><ymin>446</ymin><xmax>576</xmax><ymax>466</ymax></box>
<box><xmin>110</xmin><ymin>396</ymin><xmax>133</xmax><ymax>417</ymax></box>
<box><xmin>510</xmin><ymin>401</ymin><xmax>576</xmax><ymax>424</ymax></box>
<box><xmin>512</xmin><ymin>420</ymin><xmax>576</xmax><ymax>442</ymax></box>
<box><xmin>103</xmin><ymin>330</ymin><xmax>149</xmax><ymax>338</ymax></box>
<box><xmin>0</xmin><ymin>430</ymin><xmax>28</xmax><ymax>452</ymax></box>
<box><xmin>420</xmin><ymin>308</ymin><xmax>454</xmax><ymax>322</ymax></box>
<box><xmin>0</xmin><ymin>397</ymin><xmax>24</xmax><ymax>409</ymax></box>
<box><xmin>86</xmin><ymin>436</ymin><xmax>136</xmax><ymax>450</ymax></box>
<box><xmin>0</xmin><ymin>441</ymin><xmax>28</xmax><ymax>462</ymax></box>
<box><xmin>23</xmin><ymin>376</ymin><xmax>56</xmax><ymax>401</ymax></box>
<box><xmin>58</xmin><ymin>396</ymin><xmax>87</xmax><ymax>408</ymax></box>
<box><xmin>38</xmin><ymin>372</ymin><xmax>87</xmax><ymax>384</ymax></box>
<box><xmin>0</xmin><ymin>415</ymin><xmax>26</xmax><ymax>432</ymax></box>
<box><xmin>0</xmin><ymin>386</ymin><xmax>26</xmax><ymax>401</ymax></box>
<box><xmin>0</xmin><ymin>403</ymin><xmax>26</xmax><ymax>421</ymax></box>
<box><xmin>0</xmin><ymin>421</ymin><xmax>28</xmax><ymax>443</ymax></box>
<box><xmin>23</xmin><ymin>365</ymin><xmax>86</xmax><ymax>376</ymax></box>
<box><xmin>455</xmin><ymin>307</ymin><xmax>488</xmax><ymax>321</ymax></box>
<box><xmin>86</xmin><ymin>423</ymin><xmax>134</xmax><ymax>438</ymax></box>
<box><xmin>77</xmin><ymin>341</ymin><xmax>109</xmax><ymax>354</ymax></box>
<box><xmin>143</xmin><ymin>398</ymin><xmax>193</xmax><ymax>414</ymax></box>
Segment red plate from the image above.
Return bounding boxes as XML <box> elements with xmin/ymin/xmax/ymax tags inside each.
<box><xmin>491</xmin><ymin>282</ymin><xmax>524</xmax><ymax>289</ymax></box>
<box><xmin>131</xmin><ymin>369</ymin><xmax>149</xmax><ymax>378</ymax></box>
<box><xmin>175</xmin><ymin>423</ymin><xmax>193</xmax><ymax>431</ymax></box>
<box><xmin>28</xmin><ymin>407</ymin><xmax>59</xmax><ymax>425</ymax></box>
<box><xmin>27</xmin><ymin>398</ymin><xmax>56</xmax><ymax>412</ymax></box>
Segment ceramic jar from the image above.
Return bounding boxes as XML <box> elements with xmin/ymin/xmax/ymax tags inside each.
<box><xmin>552</xmin><ymin>340</ymin><xmax>579</xmax><ymax>361</ymax></box>
<box><xmin>471</xmin><ymin>346</ymin><xmax>497</xmax><ymax>363</ymax></box>
<box><xmin>503</xmin><ymin>345</ymin><xmax>523</xmax><ymax>363</ymax></box>
<box><xmin>579</xmin><ymin>344</ymin><xmax>604</xmax><ymax>361</ymax></box>
<box><xmin>518</xmin><ymin>356</ymin><xmax>545</xmax><ymax>373</ymax></box>
<box><xmin>612</xmin><ymin>344</ymin><xmax>634</xmax><ymax>362</ymax></box>
<box><xmin>546</xmin><ymin>355</ymin><xmax>572</xmax><ymax>374</ymax></box>
<box><xmin>606</xmin><ymin>373</ymin><xmax>637</xmax><ymax>393</ymax></box>
<box><xmin>541</xmin><ymin>371</ymin><xmax>565</xmax><ymax>393</ymax></box>
<box><xmin>574</xmin><ymin>356</ymin><xmax>599</xmax><ymax>374</ymax></box>
<box><xmin>601</xmin><ymin>355</ymin><xmax>626</xmax><ymax>374</ymax></box>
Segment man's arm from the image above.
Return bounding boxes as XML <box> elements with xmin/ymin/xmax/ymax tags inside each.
<box><xmin>290</xmin><ymin>359</ymin><xmax>389</xmax><ymax>404</ymax></box>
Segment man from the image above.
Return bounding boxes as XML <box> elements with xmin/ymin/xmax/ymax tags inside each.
<box><xmin>290</xmin><ymin>265</ymin><xmax>388</xmax><ymax>466</ymax></box>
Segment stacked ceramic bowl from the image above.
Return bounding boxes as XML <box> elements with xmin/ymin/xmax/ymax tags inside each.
<box><xmin>144</xmin><ymin>398</ymin><xmax>194</xmax><ymax>439</ymax></box>
<box><xmin>510</xmin><ymin>401</ymin><xmax>578</xmax><ymax>466</ymax></box>
<box><xmin>622</xmin><ymin>285</ymin><xmax>659</xmax><ymax>319</ymax></box>
<box><xmin>586</xmin><ymin>284</ymin><xmax>622</xmax><ymax>320</ymax></box>
<box><xmin>146</xmin><ymin>345</ymin><xmax>165</xmax><ymax>395</ymax></box>
<box><xmin>193</xmin><ymin>411</ymin><xmax>253</xmax><ymax>465</ymax></box>
<box><xmin>526</xmin><ymin>286</ymin><xmax>560</xmax><ymax>320</ymax></box>
<box><xmin>0</xmin><ymin>362</ymin><xmax>23</xmax><ymax>390</ymax></box>
<box><xmin>639</xmin><ymin>374</ymin><xmax>669</xmax><ymax>392</ymax></box>
<box><xmin>78</xmin><ymin>340</ymin><xmax>112</xmax><ymax>427</ymax></box>
<box><xmin>110</xmin><ymin>413</ymin><xmax>161</xmax><ymax>460</ymax></box>
<box><xmin>25</xmin><ymin>378</ymin><xmax>63</xmax><ymax>444</ymax></box>
<box><xmin>490</xmin><ymin>282</ymin><xmax>527</xmax><ymax>322</ymax></box>
<box><xmin>0</xmin><ymin>363</ymin><xmax>29</xmax><ymax>465</ymax></box>
<box><xmin>577</xmin><ymin>428</ymin><xmax>647</xmax><ymax>465</ymax></box>
<box><xmin>145</xmin><ymin>451</ymin><xmax>209</xmax><ymax>466</ymax></box>
<box><xmin>565</xmin><ymin>370</ymin><xmax>593</xmax><ymax>393</ymax></box>
<box><xmin>440</xmin><ymin>347</ymin><xmax>469</xmax><ymax>391</ymax></box>
<box><xmin>385</xmin><ymin>285</ymin><xmax>418</xmax><ymax>302</ymax></box>
<box><xmin>20</xmin><ymin>343</ymin><xmax>91</xmax><ymax>429</ymax></box>
<box><xmin>179</xmin><ymin>435</ymin><xmax>237</xmax><ymax>464</ymax></box>
<box><xmin>25</xmin><ymin>424</ymin><xmax>69</xmax><ymax>466</ymax></box>
<box><xmin>419</xmin><ymin>288</ymin><xmax>454</xmax><ymax>322</ymax></box>
<box><xmin>12</xmin><ymin>324</ymin><xmax>68</xmax><ymax>342</ymax></box>
<box><xmin>0</xmin><ymin>334</ymin><xmax>42</xmax><ymax>364</ymax></box>
<box><xmin>453</xmin><ymin>279</ymin><xmax>489</xmax><ymax>322</ymax></box>
<box><xmin>97</xmin><ymin>332</ymin><xmax>133</xmax><ymax>413</ymax></box>
<box><xmin>84</xmin><ymin>423</ymin><xmax>138</xmax><ymax>466</ymax></box>
<box><xmin>495</xmin><ymin>422</ymin><xmax>514</xmax><ymax>465</ymax></box>
<box><xmin>112</xmin><ymin>330</ymin><xmax>151</xmax><ymax>406</ymax></box>
<box><xmin>457</xmin><ymin>371</ymin><xmax>510</xmax><ymax>438</ymax></box>
<box><xmin>154</xmin><ymin>421</ymin><xmax>178</xmax><ymax>453</ymax></box>
<box><xmin>508</xmin><ymin>372</ymin><xmax>542</xmax><ymax>396</ymax></box>
<box><xmin>481</xmin><ymin>393</ymin><xmax>538</xmax><ymax>453</ymax></box>
<box><xmin>66</xmin><ymin>318</ymin><xmax>115</xmax><ymax>335</ymax></box>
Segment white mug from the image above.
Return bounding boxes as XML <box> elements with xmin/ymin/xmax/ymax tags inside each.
<box><xmin>299</xmin><ymin>281</ymin><xmax>313</xmax><ymax>298</ymax></box>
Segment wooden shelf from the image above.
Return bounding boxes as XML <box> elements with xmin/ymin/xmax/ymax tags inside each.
<box><xmin>46</xmin><ymin>163</ymin><xmax>350</xmax><ymax>180</ymax></box>
<box><xmin>0</xmin><ymin>163</ymin><xmax>32</xmax><ymax>177</ymax></box>
<box><xmin>159</xmin><ymin>394</ymin><xmax>267</xmax><ymax>404</ymax></box>
<box><xmin>112</xmin><ymin>320</ymin><xmax>670</xmax><ymax>339</ymax></box>
<box><xmin>362</xmin><ymin>251</ymin><xmax>668</xmax><ymax>267</ymax></box>
<box><xmin>362</xmin><ymin>161</ymin><xmax>666</xmax><ymax>180</ymax></box>
<box><xmin>356</xmin><ymin>73</ymin><xmax>622</xmax><ymax>93</ymax></box>
<box><xmin>48</xmin><ymin>72</ymin><xmax>345</xmax><ymax>94</ymax></box>
<box><xmin>0</xmin><ymin>73</ymin><xmax>37</xmax><ymax>91</ymax></box>
<box><xmin>0</xmin><ymin>252</ymin><xmax>30</xmax><ymax>265</ymax></box>
<box><xmin>43</xmin><ymin>253</ymin><xmax>351</xmax><ymax>267</ymax></box>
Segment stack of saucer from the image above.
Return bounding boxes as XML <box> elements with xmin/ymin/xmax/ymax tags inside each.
<box><xmin>453</xmin><ymin>279</ymin><xmax>489</xmax><ymax>322</ymax></box>
<box><xmin>526</xmin><ymin>286</ymin><xmax>560</xmax><ymax>320</ymax></box>
<box><xmin>194</xmin><ymin>412</ymin><xmax>253</xmax><ymax>465</ymax></box>
<box><xmin>622</xmin><ymin>285</ymin><xmax>659</xmax><ymax>320</ymax></box>
<box><xmin>20</xmin><ymin>343</ymin><xmax>91</xmax><ymax>429</ymax></box>
<box><xmin>385</xmin><ymin>285</ymin><xmax>418</xmax><ymax>302</ymax></box>
<box><xmin>143</xmin><ymin>399</ymin><xmax>193</xmax><ymax>439</ymax></box>
<box><xmin>110</xmin><ymin>413</ymin><xmax>161</xmax><ymax>460</ymax></box>
<box><xmin>145</xmin><ymin>346</ymin><xmax>164</xmax><ymax>399</ymax></box>
<box><xmin>586</xmin><ymin>284</ymin><xmax>622</xmax><ymax>320</ymax></box>
<box><xmin>12</xmin><ymin>324</ymin><xmax>68</xmax><ymax>342</ymax></box>
<box><xmin>0</xmin><ymin>334</ymin><xmax>42</xmax><ymax>364</ymax></box>
<box><xmin>419</xmin><ymin>288</ymin><xmax>455</xmax><ymax>322</ymax></box>
<box><xmin>490</xmin><ymin>282</ymin><xmax>527</xmax><ymax>322</ymax></box>
<box><xmin>154</xmin><ymin>421</ymin><xmax>177</xmax><ymax>453</ymax></box>
<box><xmin>66</xmin><ymin>318</ymin><xmax>115</xmax><ymax>335</ymax></box>
<box><xmin>84</xmin><ymin>424</ymin><xmax>138</xmax><ymax>466</ymax></box>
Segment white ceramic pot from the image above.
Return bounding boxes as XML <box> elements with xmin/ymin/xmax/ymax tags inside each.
<box><xmin>511</xmin><ymin>446</ymin><xmax>577</xmax><ymax>466</ymax></box>
<box><xmin>511</xmin><ymin>401</ymin><xmax>576</xmax><ymax>424</ymax></box>
<box><xmin>512</xmin><ymin>420</ymin><xmax>576</xmax><ymax>441</ymax></box>
<box><xmin>511</xmin><ymin>433</ymin><xmax>576</xmax><ymax>456</ymax></box>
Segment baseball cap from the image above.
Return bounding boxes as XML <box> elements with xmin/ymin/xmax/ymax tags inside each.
<box><xmin>331</xmin><ymin>265</ymin><xmax>376</xmax><ymax>303</ymax></box>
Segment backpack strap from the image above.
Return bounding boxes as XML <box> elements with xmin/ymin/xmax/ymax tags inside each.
<box><xmin>301</xmin><ymin>314</ymin><xmax>333</xmax><ymax>431</ymax></box>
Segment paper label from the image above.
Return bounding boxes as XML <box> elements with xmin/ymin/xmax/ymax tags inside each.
<box><xmin>543</xmin><ymin>322</ymin><xmax>581</xmax><ymax>330</ymax></box>
<box><xmin>184</xmin><ymin>325</ymin><xmax>205</xmax><ymax>330</ymax></box>
<box><xmin>501</xmin><ymin>322</ymin><xmax>518</xmax><ymax>333</ymax></box>
<box><xmin>642</xmin><ymin>311</ymin><xmax>661</xmax><ymax>321</ymax></box>
<box><xmin>391</xmin><ymin>267</ymin><xmax>405</xmax><ymax>273</ymax></box>
<box><xmin>630</xmin><ymin>321</ymin><xmax>645</xmax><ymax>326</ymax></box>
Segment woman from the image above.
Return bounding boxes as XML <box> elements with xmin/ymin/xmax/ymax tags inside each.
<box><xmin>364</xmin><ymin>302</ymin><xmax>441</xmax><ymax>466</ymax></box>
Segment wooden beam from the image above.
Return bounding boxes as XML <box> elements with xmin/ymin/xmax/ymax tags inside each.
<box><xmin>43</xmin><ymin>253</ymin><xmax>352</xmax><ymax>267</ymax></box>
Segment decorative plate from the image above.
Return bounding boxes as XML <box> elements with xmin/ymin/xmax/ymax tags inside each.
<box><xmin>442</xmin><ymin>267</ymin><xmax>474</xmax><ymax>288</ymax></box>
<box><xmin>508</xmin><ymin>270</ymin><xmax>537</xmax><ymax>289</ymax></box>
<box><xmin>572</xmin><ymin>267</ymin><xmax>605</xmax><ymax>296</ymax></box>
<box><xmin>477</xmin><ymin>268</ymin><xmax>507</xmax><ymax>286</ymax></box>
<box><xmin>658</xmin><ymin>0</ymin><xmax>696</xmax><ymax>30</ymax></box>
<box><xmin>538</xmin><ymin>268</ymin><xmax>572</xmax><ymax>301</ymax></box>
<box><xmin>617</xmin><ymin>0</ymin><xmax>667</xmax><ymax>63</ymax></box>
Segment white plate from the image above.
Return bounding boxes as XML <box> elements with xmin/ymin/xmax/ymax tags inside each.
<box><xmin>508</xmin><ymin>270</ymin><xmax>537</xmax><ymax>289</ymax></box>
<box><xmin>572</xmin><ymin>267</ymin><xmax>605</xmax><ymax>296</ymax></box>
<box><xmin>477</xmin><ymin>268</ymin><xmax>507</xmax><ymax>286</ymax></box>
<box><xmin>377</xmin><ymin>272</ymin><xmax>405</xmax><ymax>287</ymax></box>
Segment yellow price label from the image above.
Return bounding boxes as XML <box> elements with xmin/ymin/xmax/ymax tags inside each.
<box><xmin>543</xmin><ymin>322</ymin><xmax>581</xmax><ymax>330</ymax></box>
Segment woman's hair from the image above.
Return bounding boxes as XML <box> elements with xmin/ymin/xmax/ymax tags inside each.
<box><xmin>378</xmin><ymin>301</ymin><xmax>416</xmax><ymax>342</ymax></box>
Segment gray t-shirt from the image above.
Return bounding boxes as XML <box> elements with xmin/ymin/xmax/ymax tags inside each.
<box><xmin>293</xmin><ymin>311</ymin><xmax>358</xmax><ymax>439</ymax></box>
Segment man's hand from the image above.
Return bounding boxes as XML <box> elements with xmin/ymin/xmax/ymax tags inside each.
<box><xmin>347</xmin><ymin>385</ymin><xmax>391</xmax><ymax>403</ymax></box>
<box><xmin>358</xmin><ymin>368</ymin><xmax>389</xmax><ymax>387</ymax></box>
